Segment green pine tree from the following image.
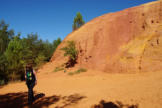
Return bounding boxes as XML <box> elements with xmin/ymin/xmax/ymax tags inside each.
<box><xmin>53</xmin><ymin>37</ymin><xmax>61</xmax><ymax>52</ymax></box>
<box><xmin>5</xmin><ymin>35</ymin><xmax>25</xmax><ymax>80</ymax></box>
<box><xmin>72</xmin><ymin>12</ymin><xmax>85</xmax><ymax>31</ymax></box>
<box><xmin>0</xmin><ymin>20</ymin><xmax>14</xmax><ymax>84</ymax></box>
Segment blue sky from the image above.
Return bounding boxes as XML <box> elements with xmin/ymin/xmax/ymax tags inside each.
<box><xmin>0</xmin><ymin>0</ymin><xmax>156</xmax><ymax>42</ymax></box>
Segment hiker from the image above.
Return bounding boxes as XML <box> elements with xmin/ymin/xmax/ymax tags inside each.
<box><xmin>25</xmin><ymin>64</ymin><xmax>37</xmax><ymax>104</ymax></box>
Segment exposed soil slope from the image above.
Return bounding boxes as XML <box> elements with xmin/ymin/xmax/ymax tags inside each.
<box><xmin>47</xmin><ymin>0</ymin><xmax>162</xmax><ymax>73</ymax></box>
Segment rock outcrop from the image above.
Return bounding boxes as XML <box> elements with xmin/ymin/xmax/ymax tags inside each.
<box><xmin>51</xmin><ymin>0</ymin><xmax>162</xmax><ymax>73</ymax></box>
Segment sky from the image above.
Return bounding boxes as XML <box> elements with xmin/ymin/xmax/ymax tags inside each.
<box><xmin>0</xmin><ymin>0</ymin><xmax>156</xmax><ymax>42</ymax></box>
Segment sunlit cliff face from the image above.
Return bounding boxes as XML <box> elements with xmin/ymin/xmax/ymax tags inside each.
<box><xmin>51</xmin><ymin>0</ymin><xmax>162</xmax><ymax>73</ymax></box>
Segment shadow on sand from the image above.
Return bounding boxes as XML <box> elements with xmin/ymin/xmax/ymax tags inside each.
<box><xmin>0</xmin><ymin>92</ymin><xmax>86</xmax><ymax>108</ymax></box>
<box><xmin>92</xmin><ymin>100</ymin><xmax>138</xmax><ymax>108</ymax></box>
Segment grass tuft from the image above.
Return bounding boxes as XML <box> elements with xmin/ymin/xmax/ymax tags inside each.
<box><xmin>68</xmin><ymin>72</ymin><xmax>74</xmax><ymax>75</ymax></box>
<box><xmin>53</xmin><ymin>67</ymin><xmax>64</xmax><ymax>72</ymax></box>
<box><xmin>67</xmin><ymin>68</ymin><xmax>87</xmax><ymax>75</ymax></box>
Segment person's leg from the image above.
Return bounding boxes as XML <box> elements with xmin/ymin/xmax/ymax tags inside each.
<box><xmin>26</xmin><ymin>82</ymin><xmax>30</xmax><ymax>104</ymax></box>
<box><xmin>27</xmin><ymin>82</ymin><xmax>33</xmax><ymax>104</ymax></box>
<box><xmin>29</xmin><ymin>85</ymin><xmax>32</xmax><ymax>104</ymax></box>
<box><xmin>30</xmin><ymin>81</ymin><xmax>35</xmax><ymax>102</ymax></box>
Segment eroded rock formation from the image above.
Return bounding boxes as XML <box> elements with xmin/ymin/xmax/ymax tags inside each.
<box><xmin>51</xmin><ymin>0</ymin><xmax>162</xmax><ymax>73</ymax></box>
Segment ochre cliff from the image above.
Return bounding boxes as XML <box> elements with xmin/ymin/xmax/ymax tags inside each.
<box><xmin>50</xmin><ymin>0</ymin><xmax>162</xmax><ymax>73</ymax></box>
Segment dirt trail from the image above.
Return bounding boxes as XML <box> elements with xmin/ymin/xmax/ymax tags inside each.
<box><xmin>0</xmin><ymin>70</ymin><xmax>162</xmax><ymax>108</ymax></box>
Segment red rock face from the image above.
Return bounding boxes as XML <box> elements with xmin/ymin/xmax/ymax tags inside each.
<box><xmin>51</xmin><ymin>0</ymin><xmax>162</xmax><ymax>73</ymax></box>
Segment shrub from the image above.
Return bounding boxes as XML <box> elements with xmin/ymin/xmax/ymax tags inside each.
<box><xmin>61</xmin><ymin>41</ymin><xmax>78</xmax><ymax>67</ymax></box>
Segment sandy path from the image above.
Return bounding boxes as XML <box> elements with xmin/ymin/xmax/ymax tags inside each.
<box><xmin>0</xmin><ymin>70</ymin><xmax>162</xmax><ymax>108</ymax></box>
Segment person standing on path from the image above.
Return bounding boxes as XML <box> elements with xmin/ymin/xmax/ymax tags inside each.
<box><xmin>25</xmin><ymin>64</ymin><xmax>37</xmax><ymax>104</ymax></box>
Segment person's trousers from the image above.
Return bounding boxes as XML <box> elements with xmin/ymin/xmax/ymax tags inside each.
<box><xmin>26</xmin><ymin>81</ymin><xmax>35</xmax><ymax>104</ymax></box>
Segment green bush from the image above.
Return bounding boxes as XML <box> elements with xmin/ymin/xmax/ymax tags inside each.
<box><xmin>60</xmin><ymin>41</ymin><xmax>78</xmax><ymax>67</ymax></box>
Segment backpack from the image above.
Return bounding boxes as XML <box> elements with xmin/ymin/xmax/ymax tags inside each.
<box><xmin>26</xmin><ymin>69</ymin><xmax>34</xmax><ymax>81</ymax></box>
